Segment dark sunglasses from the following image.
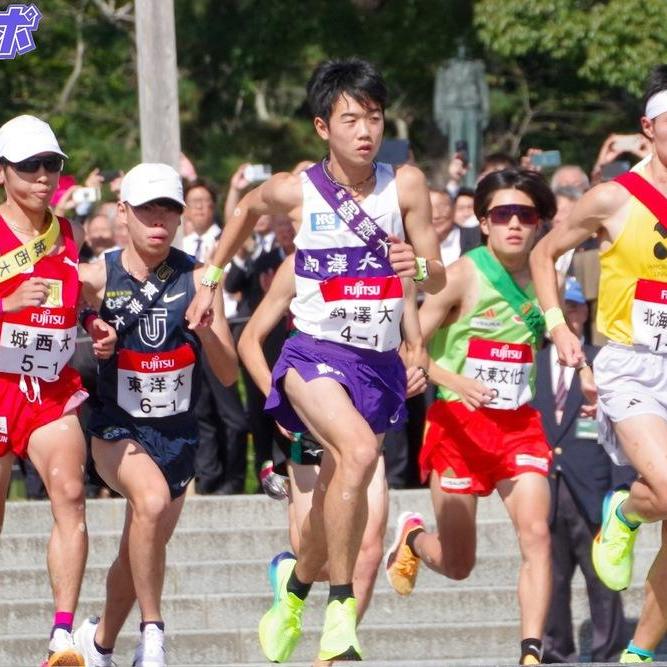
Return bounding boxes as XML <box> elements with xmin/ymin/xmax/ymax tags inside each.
<box><xmin>487</xmin><ymin>204</ymin><xmax>540</xmax><ymax>226</ymax></box>
<box><xmin>2</xmin><ymin>156</ymin><xmax>64</xmax><ymax>174</ymax></box>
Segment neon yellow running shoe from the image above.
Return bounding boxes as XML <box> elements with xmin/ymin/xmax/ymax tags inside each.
<box><xmin>592</xmin><ymin>489</ymin><xmax>638</xmax><ymax>591</ymax></box>
<box><xmin>620</xmin><ymin>649</ymin><xmax>654</xmax><ymax>663</ymax></box>
<box><xmin>317</xmin><ymin>598</ymin><xmax>362</xmax><ymax>662</ymax></box>
<box><xmin>258</xmin><ymin>551</ymin><xmax>304</xmax><ymax>662</ymax></box>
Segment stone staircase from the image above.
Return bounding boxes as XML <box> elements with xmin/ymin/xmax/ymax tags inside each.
<box><xmin>0</xmin><ymin>490</ymin><xmax>663</xmax><ymax>666</ymax></box>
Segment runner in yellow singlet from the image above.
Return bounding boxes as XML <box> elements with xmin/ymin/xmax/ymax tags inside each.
<box><xmin>530</xmin><ymin>65</ymin><xmax>667</xmax><ymax>664</ymax></box>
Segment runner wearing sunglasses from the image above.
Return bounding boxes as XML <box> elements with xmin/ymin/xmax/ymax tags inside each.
<box><xmin>530</xmin><ymin>65</ymin><xmax>667</xmax><ymax>664</ymax></box>
<box><xmin>385</xmin><ymin>169</ymin><xmax>556</xmax><ymax>666</ymax></box>
<box><xmin>0</xmin><ymin>115</ymin><xmax>117</xmax><ymax>667</ymax></box>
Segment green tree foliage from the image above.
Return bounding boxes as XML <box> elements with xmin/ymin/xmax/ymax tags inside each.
<box><xmin>475</xmin><ymin>0</ymin><xmax>667</xmax><ymax>96</ymax></box>
<box><xmin>0</xmin><ymin>1</ymin><xmax>138</xmax><ymax>176</ymax></box>
<box><xmin>1</xmin><ymin>0</ymin><xmax>659</xmax><ymax>186</ymax></box>
<box><xmin>176</xmin><ymin>0</ymin><xmax>463</xmax><ymax>182</ymax></box>
<box><xmin>474</xmin><ymin>0</ymin><xmax>667</xmax><ymax>167</ymax></box>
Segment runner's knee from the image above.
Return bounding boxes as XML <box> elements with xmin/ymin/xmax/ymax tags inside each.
<box><xmin>442</xmin><ymin>553</ymin><xmax>475</xmax><ymax>580</ymax></box>
<box><xmin>132</xmin><ymin>492</ymin><xmax>171</xmax><ymax>524</ymax></box>
<box><xmin>517</xmin><ymin>517</ymin><xmax>550</xmax><ymax>556</ymax></box>
<box><xmin>340</xmin><ymin>440</ymin><xmax>379</xmax><ymax>478</ymax></box>
<box><xmin>50</xmin><ymin>476</ymin><xmax>85</xmax><ymax>509</ymax></box>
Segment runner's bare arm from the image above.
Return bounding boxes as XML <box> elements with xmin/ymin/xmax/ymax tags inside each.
<box><xmin>78</xmin><ymin>260</ymin><xmax>107</xmax><ymax>310</ymax></box>
<box><xmin>399</xmin><ymin>280</ymin><xmax>429</xmax><ymax>397</ymax></box>
<box><xmin>71</xmin><ymin>219</ymin><xmax>85</xmax><ymax>250</ymax></box>
<box><xmin>417</xmin><ymin>257</ymin><xmax>492</xmax><ymax>409</ymax></box>
<box><xmin>212</xmin><ymin>172</ymin><xmax>300</xmax><ymax>272</ymax></box>
<box><xmin>194</xmin><ymin>265</ymin><xmax>238</xmax><ymax>386</ymax></box>
<box><xmin>418</xmin><ymin>256</ymin><xmax>467</xmax><ymax>344</ymax></box>
<box><xmin>531</xmin><ymin>181</ymin><xmax>628</xmax><ymax>366</ymax></box>
<box><xmin>395</xmin><ymin>164</ymin><xmax>446</xmax><ymax>294</ymax></box>
<box><xmin>531</xmin><ymin>181</ymin><xmax>626</xmax><ymax>313</ymax></box>
<box><xmin>77</xmin><ymin>261</ymin><xmax>117</xmax><ymax>358</ymax></box>
<box><xmin>186</xmin><ymin>172</ymin><xmax>301</xmax><ymax>329</ymax></box>
<box><xmin>237</xmin><ymin>254</ymin><xmax>296</xmax><ymax>397</ymax></box>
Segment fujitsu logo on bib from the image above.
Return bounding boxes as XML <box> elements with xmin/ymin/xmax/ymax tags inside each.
<box><xmin>490</xmin><ymin>344</ymin><xmax>522</xmax><ymax>361</ymax></box>
<box><xmin>141</xmin><ymin>355</ymin><xmax>175</xmax><ymax>372</ymax></box>
<box><xmin>343</xmin><ymin>281</ymin><xmax>381</xmax><ymax>297</ymax></box>
<box><xmin>30</xmin><ymin>310</ymin><xmax>65</xmax><ymax>326</ymax></box>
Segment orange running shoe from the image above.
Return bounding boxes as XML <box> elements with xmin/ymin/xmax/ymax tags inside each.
<box><xmin>384</xmin><ymin>511</ymin><xmax>424</xmax><ymax>595</ymax></box>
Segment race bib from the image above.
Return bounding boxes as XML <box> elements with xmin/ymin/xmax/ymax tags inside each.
<box><xmin>0</xmin><ymin>308</ymin><xmax>77</xmax><ymax>379</ymax></box>
<box><xmin>632</xmin><ymin>279</ymin><xmax>667</xmax><ymax>352</ymax></box>
<box><xmin>318</xmin><ymin>275</ymin><xmax>404</xmax><ymax>351</ymax></box>
<box><xmin>117</xmin><ymin>343</ymin><xmax>194</xmax><ymax>418</ymax></box>
<box><xmin>463</xmin><ymin>338</ymin><xmax>533</xmax><ymax>410</ymax></box>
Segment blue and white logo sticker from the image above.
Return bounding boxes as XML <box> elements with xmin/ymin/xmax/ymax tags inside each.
<box><xmin>310</xmin><ymin>212</ymin><xmax>340</xmax><ymax>232</ymax></box>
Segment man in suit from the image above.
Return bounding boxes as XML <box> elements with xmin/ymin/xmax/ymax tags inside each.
<box><xmin>431</xmin><ymin>189</ymin><xmax>480</xmax><ymax>266</ymax></box>
<box><xmin>533</xmin><ymin>277</ymin><xmax>632</xmax><ymax>663</ymax></box>
<box><xmin>182</xmin><ymin>179</ymin><xmax>249</xmax><ymax>495</ymax></box>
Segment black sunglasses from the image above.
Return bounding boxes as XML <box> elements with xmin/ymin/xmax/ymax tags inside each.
<box><xmin>2</xmin><ymin>156</ymin><xmax>64</xmax><ymax>174</ymax></box>
<box><xmin>487</xmin><ymin>204</ymin><xmax>540</xmax><ymax>226</ymax></box>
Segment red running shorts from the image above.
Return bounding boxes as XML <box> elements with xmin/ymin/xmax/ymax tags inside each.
<box><xmin>420</xmin><ymin>400</ymin><xmax>551</xmax><ymax>496</ymax></box>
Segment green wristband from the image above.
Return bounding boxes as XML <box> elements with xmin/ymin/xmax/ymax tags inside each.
<box><xmin>544</xmin><ymin>306</ymin><xmax>565</xmax><ymax>332</ymax></box>
<box><xmin>413</xmin><ymin>256</ymin><xmax>428</xmax><ymax>282</ymax></box>
<box><xmin>202</xmin><ymin>264</ymin><xmax>223</xmax><ymax>287</ymax></box>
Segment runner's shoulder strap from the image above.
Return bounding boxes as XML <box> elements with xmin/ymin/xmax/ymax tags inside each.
<box><xmin>615</xmin><ymin>171</ymin><xmax>667</xmax><ymax>232</ymax></box>
<box><xmin>468</xmin><ymin>245</ymin><xmax>544</xmax><ymax>344</ymax></box>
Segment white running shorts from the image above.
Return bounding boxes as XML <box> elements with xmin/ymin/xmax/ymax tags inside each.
<box><xmin>594</xmin><ymin>342</ymin><xmax>667</xmax><ymax>465</ymax></box>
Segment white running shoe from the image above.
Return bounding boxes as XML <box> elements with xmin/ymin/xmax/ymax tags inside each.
<box><xmin>132</xmin><ymin>623</ymin><xmax>166</xmax><ymax>667</ymax></box>
<box><xmin>73</xmin><ymin>616</ymin><xmax>114</xmax><ymax>667</ymax></box>
<box><xmin>46</xmin><ymin>627</ymin><xmax>85</xmax><ymax>666</ymax></box>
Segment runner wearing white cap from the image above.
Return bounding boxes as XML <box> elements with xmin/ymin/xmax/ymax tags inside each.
<box><xmin>74</xmin><ymin>163</ymin><xmax>238</xmax><ymax>667</ymax></box>
<box><xmin>0</xmin><ymin>114</ymin><xmax>117</xmax><ymax>667</ymax></box>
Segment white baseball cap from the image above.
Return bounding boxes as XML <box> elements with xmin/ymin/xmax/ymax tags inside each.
<box><xmin>0</xmin><ymin>115</ymin><xmax>67</xmax><ymax>162</ymax></box>
<box><xmin>120</xmin><ymin>162</ymin><xmax>185</xmax><ymax>207</ymax></box>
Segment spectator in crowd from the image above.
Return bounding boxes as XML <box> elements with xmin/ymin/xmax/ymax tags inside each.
<box><xmin>590</xmin><ymin>133</ymin><xmax>651</xmax><ymax>185</ymax></box>
<box><xmin>182</xmin><ymin>178</ymin><xmax>249</xmax><ymax>495</ymax></box>
<box><xmin>533</xmin><ymin>277</ymin><xmax>632</xmax><ymax>663</ymax></box>
<box><xmin>79</xmin><ymin>209</ymin><xmax>118</xmax><ymax>263</ymax></box>
<box><xmin>444</xmin><ymin>151</ymin><xmax>469</xmax><ymax>199</ymax></box>
<box><xmin>454</xmin><ymin>186</ymin><xmax>475</xmax><ymax>226</ymax></box>
<box><xmin>430</xmin><ymin>189</ymin><xmax>481</xmax><ymax>266</ymax></box>
<box><xmin>551</xmin><ymin>165</ymin><xmax>590</xmax><ymax>193</ymax></box>
<box><xmin>477</xmin><ymin>152</ymin><xmax>518</xmax><ymax>183</ymax></box>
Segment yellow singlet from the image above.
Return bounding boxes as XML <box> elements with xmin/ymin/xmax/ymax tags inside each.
<box><xmin>598</xmin><ymin>169</ymin><xmax>667</xmax><ymax>348</ymax></box>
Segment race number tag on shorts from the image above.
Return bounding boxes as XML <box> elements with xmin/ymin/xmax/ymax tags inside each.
<box><xmin>463</xmin><ymin>339</ymin><xmax>533</xmax><ymax>410</ymax></box>
<box><xmin>0</xmin><ymin>308</ymin><xmax>77</xmax><ymax>380</ymax></box>
<box><xmin>632</xmin><ymin>279</ymin><xmax>667</xmax><ymax>352</ymax></box>
<box><xmin>117</xmin><ymin>343</ymin><xmax>194</xmax><ymax>418</ymax></box>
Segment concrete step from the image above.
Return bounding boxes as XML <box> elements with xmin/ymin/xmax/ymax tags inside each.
<box><xmin>0</xmin><ymin>540</ymin><xmax>661</xmax><ymax>601</ymax></box>
<box><xmin>1</xmin><ymin>489</ymin><xmax>519</xmax><ymax>535</ymax></box>
<box><xmin>1</xmin><ymin>518</ymin><xmax>660</xmax><ymax>569</ymax></box>
<box><xmin>0</xmin><ymin>621</ymin><xmax>582</xmax><ymax>664</ymax></box>
<box><xmin>0</xmin><ymin>585</ymin><xmax>652</xmax><ymax>636</ymax></box>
